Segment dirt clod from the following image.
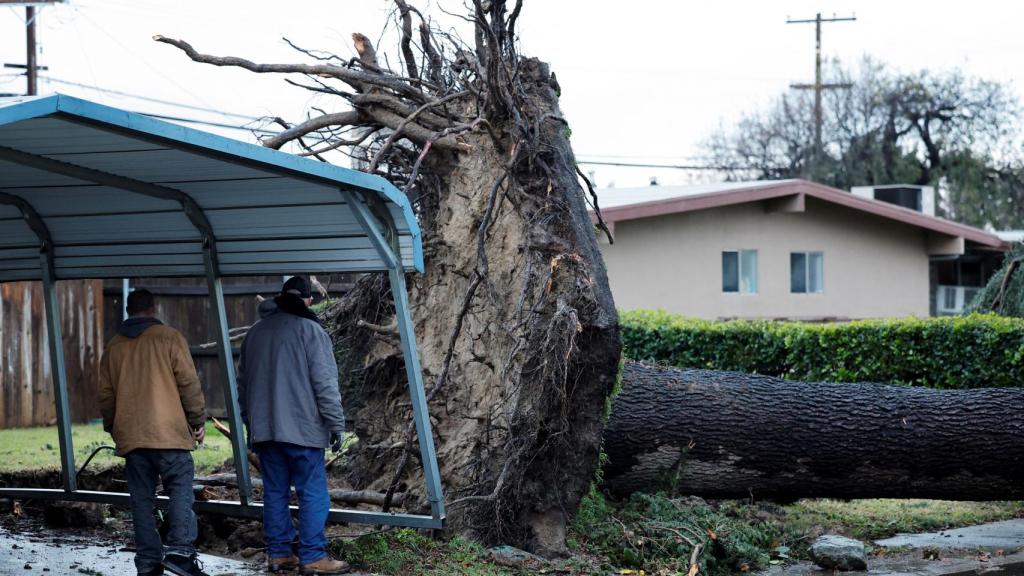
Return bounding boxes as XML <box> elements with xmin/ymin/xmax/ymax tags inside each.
<box><xmin>42</xmin><ymin>502</ymin><xmax>105</xmax><ymax>528</ymax></box>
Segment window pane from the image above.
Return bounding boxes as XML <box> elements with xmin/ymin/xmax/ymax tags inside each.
<box><xmin>791</xmin><ymin>252</ymin><xmax>807</xmax><ymax>293</ymax></box>
<box><xmin>740</xmin><ymin>250</ymin><xmax>758</xmax><ymax>294</ymax></box>
<box><xmin>722</xmin><ymin>251</ymin><xmax>739</xmax><ymax>293</ymax></box>
<box><xmin>943</xmin><ymin>287</ymin><xmax>957</xmax><ymax>309</ymax></box>
<box><xmin>809</xmin><ymin>252</ymin><xmax>824</xmax><ymax>293</ymax></box>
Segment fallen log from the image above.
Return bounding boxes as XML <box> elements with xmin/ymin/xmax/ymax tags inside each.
<box><xmin>602</xmin><ymin>362</ymin><xmax>1024</xmax><ymax>500</ymax></box>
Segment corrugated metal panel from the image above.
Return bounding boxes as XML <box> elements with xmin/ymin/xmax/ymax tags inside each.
<box><xmin>45</xmin><ymin>148</ymin><xmax>278</xmax><ymax>183</ymax></box>
<box><xmin>0</xmin><ymin>159</ymin><xmax>88</xmax><ymax>187</ymax></box>
<box><xmin>3</xmin><ymin>186</ymin><xmax>180</xmax><ymax>215</ymax></box>
<box><xmin>0</xmin><ymin>219</ymin><xmax>37</xmax><ymax>246</ymax></box>
<box><xmin>48</xmin><ymin>212</ymin><xmax>201</xmax><ymax>244</ymax></box>
<box><xmin>180</xmin><ymin>178</ymin><xmax>344</xmax><ymax>209</ymax></box>
<box><xmin>0</xmin><ymin>117</ymin><xmax>168</xmax><ymax>154</ymax></box>
<box><xmin>0</xmin><ymin>94</ymin><xmax>424</xmax><ymax>277</ymax></box>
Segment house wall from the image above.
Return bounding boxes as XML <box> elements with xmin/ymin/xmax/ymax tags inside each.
<box><xmin>600</xmin><ymin>197</ymin><xmax>931</xmax><ymax>320</ymax></box>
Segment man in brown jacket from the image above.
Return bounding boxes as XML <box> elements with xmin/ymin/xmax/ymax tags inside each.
<box><xmin>99</xmin><ymin>289</ymin><xmax>209</xmax><ymax>576</ymax></box>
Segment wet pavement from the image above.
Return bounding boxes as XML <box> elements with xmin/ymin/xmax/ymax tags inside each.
<box><xmin>757</xmin><ymin>552</ymin><xmax>1024</xmax><ymax>575</ymax></box>
<box><xmin>0</xmin><ymin>525</ymin><xmax>264</xmax><ymax>576</ymax></box>
<box><xmin>875</xmin><ymin>519</ymin><xmax>1024</xmax><ymax>552</ymax></box>
<box><xmin>759</xmin><ymin>519</ymin><xmax>1024</xmax><ymax>575</ymax></box>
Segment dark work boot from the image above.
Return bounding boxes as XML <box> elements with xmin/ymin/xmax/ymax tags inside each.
<box><xmin>162</xmin><ymin>553</ymin><xmax>210</xmax><ymax>576</ymax></box>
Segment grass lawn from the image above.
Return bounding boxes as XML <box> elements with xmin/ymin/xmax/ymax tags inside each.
<box><xmin>0</xmin><ymin>421</ymin><xmax>233</xmax><ymax>475</ymax></box>
<box><xmin>780</xmin><ymin>497</ymin><xmax>1024</xmax><ymax>543</ymax></box>
<box><xmin>568</xmin><ymin>490</ymin><xmax>1024</xmax><ymax>575</ymax></box>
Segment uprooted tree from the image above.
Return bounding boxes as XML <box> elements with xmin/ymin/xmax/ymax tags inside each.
<box><xmin>156</xmin><ymin>1</ymin><xmax>621</xmax><ymax>554</ymax></box>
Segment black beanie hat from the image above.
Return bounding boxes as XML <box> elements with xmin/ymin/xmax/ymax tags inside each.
<box><xmin>282</xmin><ymin>275</ymin><xmax>312</xmax><ymax>299</ymax></box>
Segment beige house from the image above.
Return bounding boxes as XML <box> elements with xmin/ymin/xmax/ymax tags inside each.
<box><xmin>592</xmin><ymin>180</ymin><xmax>1007</xmax><ymax>320</ymax></box>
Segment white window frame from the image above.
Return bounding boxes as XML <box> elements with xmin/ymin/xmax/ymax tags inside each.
<box><xmin>722</xmin><ymin>249</ymin><xmax>758</xmax><ymax>294</ymax></box>
<box><xmin>791</xmin><ymin>251</ymin><xmax>824</xmax><ymax>294</ymax></box>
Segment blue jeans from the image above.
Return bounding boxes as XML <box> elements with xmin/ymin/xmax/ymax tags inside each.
<box><xmin>124</xmin><ymin>449</ymin><xmax>197</xmax><ymax>573</ymax></box>
<box><xmin>255</xmin><ymin>442</ymin><xmax>330</xmax><ymax>565</ymax></box>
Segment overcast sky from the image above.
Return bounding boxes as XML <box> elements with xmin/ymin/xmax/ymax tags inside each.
<box><xmin>2</xmin><ymin>1</ymin><xmax>1023</xmax><ymax>188</ymax></box>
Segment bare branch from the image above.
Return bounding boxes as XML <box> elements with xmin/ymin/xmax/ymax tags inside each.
<box><xmin>393</xmin><ymin>0</ymin><xmax>420</xmax><ymax>82</ymax></box>
<box><xmin>262</xmin><ymin>111</ymin><xmax>363</xmax><ymax>150</ymax></box>
<box><xmin>507</xmin><ymin>0</ymin><xmax>523</xmax><ymax>42</ymax></box>
<box><xmin>153</xmin><ymin>35</ymin><xmax>427</xmax><ymax>103</ymax></box>
<box><xmin>365</xmin><ymin>106</ymin><xmax>470</xmax><ymax>151</ymax></box>
<box><xmin>351</xmin><ymin>32</ymin><xmax>380</xmax><ymax>70</ymax></box>
<box><xmin>284</xmin><ymin>77</ymin><xmax>353</xmax><ymax>98</ymax></box>
<box><xmin>576</xmin><ymin>166</ymin><xmax>614</xmax><ymax>244</ymax></box>
<box><xmin>419</xmin><ymin>22</ymin><xmax>444</xmax><ymax>87</ymax></box>
<box><xmin>369</xmin><ymin>90</ymin><xmax>470</xmax><ymax>172</ymax></box>
<box><xmin>299</xmin><ymin>127</ymin><xmax>380</xmax><ymax>157</ymax></box>
<box><xmin>282</xmin><ymin>37</ymin><xmax>345</xmax><ymax>64</ymax></box>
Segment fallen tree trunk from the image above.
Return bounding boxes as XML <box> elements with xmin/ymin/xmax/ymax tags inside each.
<box><xmin>602</xmin><ymin>362</ymin><xmax>1024</xmax><ymax>501</ymax></box>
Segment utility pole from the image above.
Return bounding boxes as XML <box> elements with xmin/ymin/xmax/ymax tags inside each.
<box><xmin>787</xmin><ymin>12</ymin><xmax>855</xmax><ymax>172</ymax></box>
<box><xmin>26</xmin><ymin>5</ymin><xmax>37</xmax><ymax>95</ymax></box>
<box><xmin>1</xmin><ymin>1</ymin><xmax>63</xmax><ymax>96</ymax></box>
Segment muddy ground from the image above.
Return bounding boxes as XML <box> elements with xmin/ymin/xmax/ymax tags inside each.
<box><xmin>0</xmin><ymin>467</ymin><xmax>376</xmax><ymax>575</ymax></box>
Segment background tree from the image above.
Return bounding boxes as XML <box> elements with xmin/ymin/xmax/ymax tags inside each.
<box><xmin>705</xmin><ymin>57</ymin><xmax>1024</xmax><ymax>228</ymax></box>
<box><xmin>157</xmin><ymin>0</ymin><xmax>621</xmax><ymax>555</ymax></box>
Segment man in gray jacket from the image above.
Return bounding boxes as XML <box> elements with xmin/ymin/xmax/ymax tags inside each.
<box><xmin>238</xmin><ymin>276</ymin><xmax>349</xmax><ymax>575</ymax></box>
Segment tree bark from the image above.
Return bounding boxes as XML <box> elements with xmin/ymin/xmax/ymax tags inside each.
<box><xmin>330</xmin><ymin>60</ymin><xmax>620</xmax><ymax>554</ymax></box>
<box><xmin>603</xmin><ymin>362</ymin><xmax>1024</xmax><ymax>501</ymax></box>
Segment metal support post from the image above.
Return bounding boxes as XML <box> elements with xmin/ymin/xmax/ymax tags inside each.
<box><xmin>342</xmin><ymin>188</ymin><xmax>446</xmax><ymax>523</ymax></box>
<box><xmin>40</xmin><ymin>250</ymin><xmax>76</xmax><ymax>492</ymax></box>
<box><xmin>388</xmin><ymin>267</ymin><xmax>446</xmax><ymax>521</ymax></box>
<box><xmin>203</xmin><ymin>247</ymin><xmax>252</xmax><ymax>504</ymax></box>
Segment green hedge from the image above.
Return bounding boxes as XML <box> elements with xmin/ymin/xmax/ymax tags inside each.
<box><xmin>621</xmin><ymin>310</ymin><xmax>1024</xmax><ymax>388</ymax></box>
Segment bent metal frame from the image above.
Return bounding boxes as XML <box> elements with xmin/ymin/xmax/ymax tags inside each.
<box><xmin>0</xmin><ymin>94</ymin><xmax>445</xmax><ymax>529</ymax></box>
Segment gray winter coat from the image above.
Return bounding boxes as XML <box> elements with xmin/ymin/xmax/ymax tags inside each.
<box><xmin>237</xmin><ymin>300</ymin><xmax>345</xmax><ymax>449</ymax></box>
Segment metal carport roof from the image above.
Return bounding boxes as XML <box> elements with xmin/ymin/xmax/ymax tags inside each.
<box><xmin>0</xmin><ymin>94</ymin><xmax>444</xmax><ymax>530</ymax></box>
<box><xmin>0</xmin><ymin>93</ymin><xmax>423</xmax><ymax>281</ymax></box>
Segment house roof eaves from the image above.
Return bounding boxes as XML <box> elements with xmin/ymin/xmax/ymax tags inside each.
<box><xmin>596</xmin><ymin>179</ymin><xmax>1007</xmax><ymax>250</ymax></box>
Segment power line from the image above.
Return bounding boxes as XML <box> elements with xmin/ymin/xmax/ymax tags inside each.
<box><xmin>576</xmin><ymin>159</ymin><xmax>756</xmax><ymax>171</ymax></box>
<box><xmin>131</xmin><ymin>112</ymin><xmax>277</xmax><ymax>135</ymax></box>
<box><xmin>73</xmin><ymin>6</ymin><xmax>233</xmax><ymax>122</ymax></box>
<box><xmin>39</xmin><ymin>76</ymin><xmax>263</xmax><ymax>121</ymax></box>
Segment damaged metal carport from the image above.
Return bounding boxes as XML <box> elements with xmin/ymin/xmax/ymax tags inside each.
<box><xmin>0</xmin><ymin>94</ymin><xmax>445</xmax><ymax>529</ymax></box>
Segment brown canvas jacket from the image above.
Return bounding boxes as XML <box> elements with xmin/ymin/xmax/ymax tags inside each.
<box><xmin>98</xmin><ymin>323</ymin><xmax>206</xmax><ymax>456</ymax></box>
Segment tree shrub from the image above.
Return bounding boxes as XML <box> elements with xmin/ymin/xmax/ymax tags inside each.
<box><xmin>621</xmin><ymin>310</ymin><xmax>1024</xmax><ymax>388</ymax></box>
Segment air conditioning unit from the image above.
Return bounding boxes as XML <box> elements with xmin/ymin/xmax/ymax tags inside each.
<box><xmin>851</xmin><ymin>184</ymin><xmax>935</xmax><ymax>216</ymax></box>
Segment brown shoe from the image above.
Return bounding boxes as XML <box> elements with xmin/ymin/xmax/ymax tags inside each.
<box><xmin>267</xmin><ymin>554</ymin><xmax>299</xmax><ymax>573</ymax></box>
<box><xmin>299</xmin><ymin>557</ymin><xmax>350</xmax><ymax>575</ymax></box>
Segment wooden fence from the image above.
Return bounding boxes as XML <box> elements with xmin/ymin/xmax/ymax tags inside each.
<box><xmin>0</xmin><ymin>280</ymin><xmax>104</xmax><ymax>427</ymax></box>
<box><xmin>101</xmin><ymin>275</ymin><xmax>353</xmax><ymax>418</ymax></box>
<box><xmin>0</xmin><ymin>274</ymin><xmax>352</xmax><ymax>428</ymax></box>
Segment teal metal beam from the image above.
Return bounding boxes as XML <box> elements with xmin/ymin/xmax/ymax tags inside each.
<box><xmin>342</xmin><ymin>188</ymin><xmax>446</xmax><ymax>523</ymax></box>
<box><xmin>41</xmin><ymin>250</ymin><xmax>76</xmax><ymax>492</ymax></box>
<box><xmin>0</xmin><ymin>189</ymin><xmax>75</xmax><ymax>492</ymax></box>
<box><xmin>203</xmin><ymin>245</ymin><xmax>252</xmax><ymax>505</ymax></box>
<box><xmin>0</xmin><ymin>488</ymin><xmax>444</xmax><ymax>529</ymax></box>
<box><xmin>388</xmin><ymin>267</ymin><xmax>446</xmax><ymax>521</ymax></box>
